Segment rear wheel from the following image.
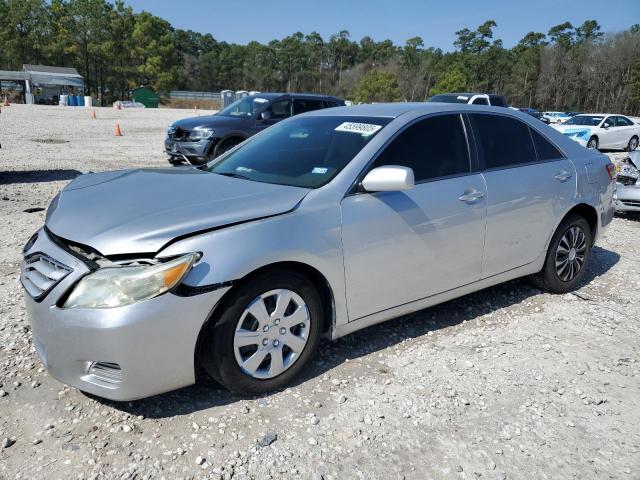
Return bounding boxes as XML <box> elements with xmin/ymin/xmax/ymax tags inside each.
<box><xmin>530</xmin><ymin>214</ymin><xmax>592</xmax><ymax>293</ymax></box>
<box><xmin>587</xmin><ymin>136</ymin><xmax>598</xmax><ymax>149</ymax></box>
<box><xmin>202</xmin><ymin>271</ymin><xmax>322</xmax><ymax>395</ymax></box>
<box><xmin>627</xmin><ymin>136</ymin><xmax>639</xmax><ymax>152</ymax></box>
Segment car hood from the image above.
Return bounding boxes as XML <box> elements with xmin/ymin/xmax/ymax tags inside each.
<box><xmin>46</xmin><ymin>168</ymin><xmax>309</xmax><ymax>256</ymax></box>
<box><xmin>171</xmin><ymin>114</ymin><xmax>248</xmax><ymax>130</ymax></box>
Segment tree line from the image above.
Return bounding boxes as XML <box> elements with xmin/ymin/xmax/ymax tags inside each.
<box><xmin>1</xmin><ymin>0</ymin><xmax>639</xmax><ymax>113</ymax></box>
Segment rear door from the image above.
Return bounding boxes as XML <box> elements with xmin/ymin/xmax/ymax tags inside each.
<box><xmin>251</xmin><ymin>98</ymin><xmax>293</xmax><ymax>135</ymax></box>
<box><xmin>341</xmin><ymin>113</ymin><xmax>487</xmax><ymax>320</ymax></box>
<box><xmin>614</xmin><ymin>116</ymin><xmax>637</xmax><ymax>148</ymax></box>
<box><xmin>470</xmin><ymin>113</ymin><xmax>577</xmax><ymax>277</ymax></box>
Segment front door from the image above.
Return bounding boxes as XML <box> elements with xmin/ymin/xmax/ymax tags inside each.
<box><xmin>340</xmin><ymin>114</ymin><xmax>487</xmax><ymax>321</ymax></box>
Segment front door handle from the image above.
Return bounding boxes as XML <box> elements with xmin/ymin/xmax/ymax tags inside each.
<box><xmin>458</xmin><ymin>189</ymin><xmax>485</xmax><ymax>203</ymax></box>
<box><xmin>554</xmin><ymin>170</ymin><xmax>572</xmax><ymax>182</ymax></box>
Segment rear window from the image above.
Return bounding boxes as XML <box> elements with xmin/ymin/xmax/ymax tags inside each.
<box><xmin>207</xmin><ymin>116</ymin><xmax>391</xmax><ymax>188</ymax></box>
<box><xmin>293</xmin><ymin>99</ymin><xmax>325</xmax><ymax>115</ymax></box>
<box><xmin>530</xmin><ymin>129</ymin><xmax>564</xmax><ymax>161</ymax></box>
<box><xmin>471</xmin><ymin>114</ymin><xmax>537</xmax><ymax>169</ymax></box>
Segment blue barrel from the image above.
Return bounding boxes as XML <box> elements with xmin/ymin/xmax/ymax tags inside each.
<box><xmin>68</xmin><ymin>95</ymin><xmax>77</xmax><ymax>106</ymax></box>
<box><xmin>77</xmin><ymin>95</ymin><xmax>84</xmax><ymax>106</ymax></box>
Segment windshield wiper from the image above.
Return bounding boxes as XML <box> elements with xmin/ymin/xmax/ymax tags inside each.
<box><xmin>214</xmin><ymin>171</ymin><xmax>252</xmax><ymax>181</ymax></box>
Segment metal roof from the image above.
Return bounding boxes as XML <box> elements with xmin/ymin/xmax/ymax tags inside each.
<box><xmin>23</xmin><ymin>64</ymin><xmax>82</xmax><ymax>77</ymax></box>
<box><xmin>0</xmin><ymin>70</ymin><xmax>29</xmax><ymax>81</ymax></box>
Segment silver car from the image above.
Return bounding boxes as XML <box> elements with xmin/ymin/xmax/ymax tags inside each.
<box><xmin>21</xmin><ymin>104</ymin><xmax>616</xmax><ymax>400</ymax></box>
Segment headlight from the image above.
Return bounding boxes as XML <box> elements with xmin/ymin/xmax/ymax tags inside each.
<box><xmin>618</xmin><ymin>162</ymin><xmax>640</xmax><ymax>179</ymax></box>
<box><xmin>188</xmin><ymin>127</ymin><xmax>215</xmax><ymax>141</ymax></box>
<box><xmin>63</xmin><ymin>253</ymin><xmax>197</xmax><ymax>309</ymax></box>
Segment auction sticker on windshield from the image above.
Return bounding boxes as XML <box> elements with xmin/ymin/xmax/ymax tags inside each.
<box><xmin>335</xmin><ymin>122</ymin><xmax>382</xmax><ymax>137</ymax></box>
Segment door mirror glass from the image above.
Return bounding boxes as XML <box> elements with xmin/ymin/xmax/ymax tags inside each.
<box><xmin>362</xmin><ymin>166</ymin><xmax>415</xmax><ymax>192</ymax></box>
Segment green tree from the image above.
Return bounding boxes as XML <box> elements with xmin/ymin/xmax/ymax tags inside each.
<box><xmin>352</xmin><ymin>69</ymin><xmax>402</xmax><ymax>103</ymax></box>
<box><xmin>131</xmin><ymin>11</ymin><xmax>177</xmax><ymax>92</ymax></box>
<box><xmin>431</xmin><ymin>67</ymin><xmax>469</xmax><ymax>95</ymax></box>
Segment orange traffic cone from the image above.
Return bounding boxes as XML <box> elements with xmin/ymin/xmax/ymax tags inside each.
<box><xmin>2</xmin><ymin>95</ymin><xmax>9</xmax><ymax>107</ymax></box>
<box><xmin>91</xmin><ymin>109</ymin><xmax>96</xmax><ymax>119</ymax></box>
<box><xmin>115</xmin><ymin>122</ymin><xmax>123</xmax><ymax>136</ymax></box>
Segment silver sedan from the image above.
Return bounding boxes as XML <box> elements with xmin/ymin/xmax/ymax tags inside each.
<box><xmin>21</xmin><ymin>103</ymin><xmax>615</xmax><ymax>400</ymax></box>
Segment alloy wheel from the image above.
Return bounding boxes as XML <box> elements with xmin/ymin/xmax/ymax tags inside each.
<box><xmin>233</xmin><ymin>289</ymin><xmax>310</xmax><ymax>379</ymax></box>
<box><xmin>629</xmin><ymin>137</ymin><xmax>638</xmax><ymax>151</ymax></box>
<box><xmin>587</xmin><ymin>138</ymin><xmax>597</xmax><ymax>149</ymax></box>
<box><xmin>555</xmin><ymin>226</ymin><xmax>587</xmax><ymax>282</ymax></box>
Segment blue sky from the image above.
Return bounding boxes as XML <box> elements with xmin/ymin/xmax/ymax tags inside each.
<box><xmin>124</xmin><ymin>0</ymin><xmax>637</xmax><ymax>49</ymax></box>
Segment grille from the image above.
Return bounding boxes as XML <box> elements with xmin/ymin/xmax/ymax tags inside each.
<box><xmin>88</xmin><ymin>362</ymin><xmax>122</xmax><ymax>385</ymax></box>
<box><xmin>618</xmin><ymin>176</ymin><xmax>637</xmax><ymax>186</ymax></box>
<box><xmin>621</xmin><ymin>200</ymin><xmax>640</xmax><ymax>207</ymax></box>
<box><xmin>21</xmin><ymin>254</ymin><xmax>72</xmax><ymax>300</ymax></box>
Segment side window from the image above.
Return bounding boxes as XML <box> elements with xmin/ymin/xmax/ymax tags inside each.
<box><xmin>602</xmin><ymin>117</ymin><xmax>615</xmax><ymax>128</ymax></box>
<box><xmin>616</xmin><ymin>116</ymin><xmax>633</xmax><ymax>127</ymax></box>
<box><xmin>293</xmin><ymin>99</ymin><xmax>324</xmax><ymax>115</ymax></box>
<box><xmin>371</xmin><ymin>114</ymin><xmax>470</xmax><ymax>182</ymax></box>
<box><xmin>530</xmin><ymin>128</ymin><xmax>564</xmax><ymax>161</ymax></box>
<box><xmin>471</xmin><ymin>114</ymin><xmax>537</xmax><ymax>169</ymax></box>
<box><xmin>472</xmin><ymin>97</ymin><xmax>489</xmax><ymax>105</ymax></box>
<box><xmin>264</xmin><ymin>99</ymin><xmax>292</xmax><ymax>120</ymax></box>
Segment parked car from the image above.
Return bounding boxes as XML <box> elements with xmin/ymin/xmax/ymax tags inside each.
<box><xmin>566</xmin><ymin>111</ymin><xmax>582</xmax><ymax>117</ymax></box>
<box><xmin>22</xmin><ymin>103</ymin><xmax>615</xmax><ymax>400</ymax></box>
<box><xmin>518</xmin><ymin>107</ymin><xmax>550</xmax><ymax>124</ymax></box>
<box><xmin>552</xmin><ymin>114</ymin><xmax>640</xmax><ymax>151</ymax></box>
<box><xmin>427</xmin><ymin>93</ymin><xmax>508</xmax><ymax>107</ymax></box>
<box><xmin>165</xmin><ymin>93</ymin><xmax>345</xmax><ymax>165</ymax></box>
<box><xmin>542</xmin><ymin>111</ymin><xmax>571</xmax><ymax>124</ymax></box>
<box><xmin>614</xmin><ymin>150</ymin><xmax>640</xmax><ymax>213</ymax></box>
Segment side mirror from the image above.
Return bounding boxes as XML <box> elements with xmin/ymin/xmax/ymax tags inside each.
<box><xmin>361</xmin><ymin>166</ymin><xmax>415</xmax><ymax>192</ymax></box>
<box><xmin>258</xmin><ymin>110</ymin><xmax>272</xmax><ymax>122</ymax></box>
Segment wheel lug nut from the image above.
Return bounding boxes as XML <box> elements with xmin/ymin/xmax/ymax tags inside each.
<box><xmin>280</xmin><ymin>328</ymin><xmax>286</xmax><ymax>335</ymax></box>
<box><xmin>262</xmin><ymin>338</ymin><xmax>268</xmax><ymax>346</ymax></box>
<box><xmin>273</xmin><ymin>340</ymin><xmax>279</xmax><ymax>347</ymax></box>
<box><xmin>262</xmin><ymin>325</ymin><xmax>269</xmax><ymax>332</ymax></box>
<box><xmin>274</xmin><ymin>318</ymin><xmax>280</xmax><ymax>325</ymax></box>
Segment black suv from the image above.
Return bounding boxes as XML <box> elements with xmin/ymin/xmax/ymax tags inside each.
<box><xmin>165</xmin><ymin>93</ymin><xmax>345</xmax><ymax>165</ymax></box>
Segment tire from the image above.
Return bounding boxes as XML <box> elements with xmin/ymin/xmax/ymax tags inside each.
<box><xmin>587</xmin><ymin>136</ymin><xmax>598</xmax><ymax>149</ymax></box>
<box><xmin>202</xmin><ymin>270</ymin><xmax>322</xmax><ymax>395</ymax></box>
<box><xmin>168</xmin><ymin>156</ymin><xmax>183</xmax><ymax>166</ymax></box>
<box><xmin>627</xmin><ymin>136</ymin><xmax>639</xmax><ymax>152</ymax></box>
<box><xmin>212</xmin><ymin>138</ymin><xmax>242</xmax><ymax>159</ymax></box>
<box><xmin>530</xmin><ymin>214</ymin><xmax>592</xmax><ymax>293</ymax></box>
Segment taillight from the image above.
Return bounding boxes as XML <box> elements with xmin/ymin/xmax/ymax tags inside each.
<box><xmin>606</xmin><ymin>163</ymin><xmax>616</xmax><ymax>181</ymax></box>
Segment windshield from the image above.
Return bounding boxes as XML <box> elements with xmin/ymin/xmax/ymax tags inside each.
<box><xmin>428</xmin><ymin>94</ymin><xmax>470</xmax><ymax>104</ymax></box>
<box><xmin>218</xmin><ymin>96</ymin><xmax>271</xmax><ymax>118</ymax></box>
<box><xmin>207</xmin><ymin>116</ymin><xmax>392</xmax><ymax>188</ymax></box>
<box><xmin>564</xmin><ymin>115</ymin><xmax>604</xmax><ymax>126</ymax></box>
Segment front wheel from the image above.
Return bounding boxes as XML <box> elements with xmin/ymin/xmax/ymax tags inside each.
<box><xmin>587</xmin><ymin>136</ymin><xmax>598</xmax><ymax>149</ymax></box>
<box><xmin>530</xmin><ymin>214</ymin><xmax>592</xmax><ymax>293</ymax></box>
<box><xmin>627</xmin><ymin>136</ymin><xmax>639</xmax><ymax>152</ymax></box>
<box><xmin>202</xmin><ymin>271</ymin><xmax>322</xmax><ymax>395</ymax></box>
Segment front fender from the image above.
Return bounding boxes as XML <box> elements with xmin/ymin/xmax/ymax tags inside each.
<box><xmin>158</xmin><ymin>203</ymin><xmax>348</xmax><ymax>328</ymax></box>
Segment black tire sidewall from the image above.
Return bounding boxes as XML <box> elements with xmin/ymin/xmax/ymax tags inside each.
<box><xmin>213</xmin><ymin>139</ymin><xmax>240</xmax><ymax>158</ymax></box>
<box><xmin>587</xmin><ymin>136</ymin><xmax>598</xmax><ymax>149</ymax></box>
<box><xmin>542</xmin><ymin>215</ymin><xmax>592</xmax><ymax>293</ymax></box>
<box><xmin>205</xmin><ymin>271</ymin><xmax>323</xmax><ymax>395</ymax></box>
<box><xmin>628</xmin><ymin>136</ymin><xmax>638</xmax><ymax>152</ymax></box>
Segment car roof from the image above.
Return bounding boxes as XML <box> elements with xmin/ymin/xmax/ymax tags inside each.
<box><xmin>250</xmin><ymin>92</ymin><xmax>342</xmax><ymax>100</ymax></box>
<box><xmin>304</xmin><ymin>102</ymin><xmax>525</xmax><ymax>119</ymax></box>
<box><xmin>575</xmin><ymin>113</ymin><xmax>612</xmax><ymax>117</ymax></box>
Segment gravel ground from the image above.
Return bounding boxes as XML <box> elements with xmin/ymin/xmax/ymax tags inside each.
<box><xmin>1</xmin><ymin>104</ymin><xmax>639</xmax><ymax>480</ymax></box>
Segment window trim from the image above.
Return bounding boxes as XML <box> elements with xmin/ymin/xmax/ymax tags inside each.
<box><xmin>347</xmin><ymin>112</ymin><xmax>476</xmax><ymax>196</ymax></box>
<box><xmin>468</xmin><ymin>112</ymin><xmax>567</xmax><ymax>173</ymax></box>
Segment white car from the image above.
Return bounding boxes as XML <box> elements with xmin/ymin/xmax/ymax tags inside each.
<box><xmin>552</xmin><ymin>114</ymin><xmax>640</xmax><ymax>151</ymax></box>
<box><xmin>542</xmin><ymin>111</ymin><xmax>571</xmax><ymax>124</ymax></box>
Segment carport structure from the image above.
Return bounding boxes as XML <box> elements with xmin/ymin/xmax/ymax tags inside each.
<box><xmin>0</xmin><ymin>65</ymin><xmax>84</xmax><ymax>104</ymax></box>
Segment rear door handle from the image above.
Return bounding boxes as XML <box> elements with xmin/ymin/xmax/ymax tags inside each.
<box><xmin>458</xmin><ymin>189</ymin><xmax>485</xmax><ymax>203</ymax></box>
<box><xmin>554</xmin><ymin>170</ymin><xmax>572</xmax><ymax>182</ymax></box>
